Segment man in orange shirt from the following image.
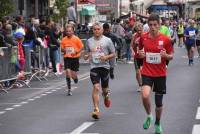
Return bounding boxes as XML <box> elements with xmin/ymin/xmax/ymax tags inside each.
<box><xmin>61</xmin><ymin>24</ymin><xmax>84</xmax><ymax>96</ymax></box>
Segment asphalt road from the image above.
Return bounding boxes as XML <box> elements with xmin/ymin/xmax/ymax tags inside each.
<box><xmin>0</xmin><ymin>46</ymin><xmax>200</xmax><ymax>134</ymax></box>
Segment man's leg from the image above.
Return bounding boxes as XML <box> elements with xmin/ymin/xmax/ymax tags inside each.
<box><xmin>65</xmin><ymin>69</ymin><xmax>72</xmax><ymax>95</ymax></box>
<box><xmin>71</xmin><ymin>70</ymin><xmax>78</xmax><ymax>83</ymax></box>
<box><xmin>154</xmin><ymin>94</ymin><xmax>164</xmax><ymax>134</ymax></box>
<box><xmin>91</xmin><ymin>83</ymin><xmax>100</xmax><ymax>119</ymax></box>
<box><xmin>71</xmin><ymin>58</ymin><xmax>79</xmax><ymax>83</ymax></box>
<box><xmin>155</xmin><ymin>94</ymin><xmax>163</xmax><ymax>125</ymax></box>
<box><xmin>141</xmin><ymin>85</ymin><xmax>153</xmax><ymax>130</ymax></box>
<box><xmin>141</xmin><ymin>85</ymin><xmax>152</xmax><ymax>115</ymax></box>
<box><xmin>197</xmin><ymin>45</ymin><xmax>200</xmax><ymax>57</ymax></box>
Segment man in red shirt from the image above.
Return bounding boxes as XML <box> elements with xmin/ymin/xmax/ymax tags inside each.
<box><xmin>138</xmin><ymin>14</ymin><xmax>173</xmax><ymax>134</ymax></box>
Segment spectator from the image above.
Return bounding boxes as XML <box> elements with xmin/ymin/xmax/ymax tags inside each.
<box><xmin>67</xmin><ymin>2</ymin><xmax>76</xmax><ymax>23</ymax></box>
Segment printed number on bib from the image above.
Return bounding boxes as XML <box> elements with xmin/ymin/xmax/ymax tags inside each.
<box><xmin>92</xmin><ymin>53</ymin><xmax>104</xmax><ymax>63</ymax></box>
<box><xmin>65</xmin><ymin>47</ymin><xmax>75</xmax><ymax>54</ymax></box>
<box><xmin>146</xmin><ymin>52</ymin><xmax>161</xmax><ymax>64</ymax></box>
<box><xmin>189</xmin><ymin>31</ymin><xmax>195</xmax><ymax>36</ymax></box>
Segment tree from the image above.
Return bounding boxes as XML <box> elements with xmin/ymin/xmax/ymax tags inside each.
<box><xmin>0</xmin><ymin>0</ymin><xmax>14</xmax><ymax>17</ymax></box>
<box><xmin>51</xmin><ymin>0</ymin><xmax>69</xmax><ymax>23</ymax></box>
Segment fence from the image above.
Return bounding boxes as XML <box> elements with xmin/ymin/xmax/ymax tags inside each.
<box><xmin>0</xmin><ymin>47</ymin><xmax>18</xmax><ymax>92</ymax></box>
<box><xmin>0</xmin><ymin>43</ymin><xmax>57</xmax><ymax>93</ymax></box>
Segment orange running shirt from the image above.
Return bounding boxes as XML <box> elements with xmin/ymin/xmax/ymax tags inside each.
<box><xmin>61</xmin><ymin>35</ymin><xmax>84</xmax><ymax>58</ymax></box>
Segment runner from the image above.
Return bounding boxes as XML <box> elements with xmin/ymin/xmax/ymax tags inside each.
<box><xmin>177</xmin><ymin>20</ymin><xmax>185</xmax><ymax>47</ymax></box>
<box><xmin>138</xmin><ymin>14</ymin><xmax>174</xmax><ymax>134</ymax></box>
<box><xmin>103</xmin><ymin>23</ymin><xmax>121</xmax><ymax>79</ymax></box>
<box><xmin>195</xmin><ymin>21</ymin><xmax>200</xmax><ymax>58</ymax></box>
<box><xmin>84</xmin><ymin>22</ymin><xmax>115</xmax><ymax>119</ymax></box>
<box><xmin>60</xmin><ymin>24</ymin><xmax>84</xmax><ymax>96</ymax></box>
<box><xmin>184</xmin><ymin>19</ymin><xmax>198</xmax><ymax>66</ymax></box>
<box><xmin>130</xmin><ymin>22</ymin><xmax>143</xmax><ymax>92</ymax></box>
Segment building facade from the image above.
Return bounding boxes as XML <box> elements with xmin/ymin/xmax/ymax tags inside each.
<box><xmin>11</xmin><ymin>0</ymin><xmax>49</xmax><ymax>19</ymax></box>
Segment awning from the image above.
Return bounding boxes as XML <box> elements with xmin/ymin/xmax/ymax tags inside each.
<box><xmin>81</xmin><ymin>6</ymin><xmax>96</xmax><ymax>16</ymax></box>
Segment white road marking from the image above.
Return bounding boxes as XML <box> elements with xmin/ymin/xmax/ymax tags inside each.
<box><xmin>192</xmin><ymin>124</ymin><xmax>200</xmax><ymax>134</ymax></box>
<box><xmin>69</xmin><ymin>122</ymin><xmax>97</xmax><ymax>134</ymax></box>
<box><xmin>0</xmin><ymin>111</ymin><xmax>6</xmax><ymax>115</ymax></box>
<box><xmin>34</xmin><ymin>96</ymin><xmax>41</xmax><ymax>99</ymax></box>
<box><xmin>45</xmin><ymin>92</ymin><xmax>52</xmax><ymax>94</ymax></box>
<box><xmin>195</xmin><ymin>107</ymin><xmax>200</xmax><ymax>120</ymax></box>
<box><xmin>4</xmin><ymin>108</ymin><xmax>14</xmax><ymax>111</ymax></box>
<box><xmin>52</xmin><ymin>90</ymin><xmax>57</xmax><ymax>92</ymax></box>
<box><xmin>28</xmin><ymin>99</ymin><xmax>35</xmax><ymax>101</ymax></box>
<box><xmin>0</xmin><ymin>103</ymin><xmax>19</xmax><ymax>105</ymax></box>
<box><xmin>182</xmin><ymin>55</ymin><xmax>199</xmax><ymax>59</ymax></box>
<box><xmin>20</xmin><ymin>101</ymin><xmax>28</xmax><ymax>104</ymax></box>
<box><xmin>114</xmin><ymin>112</ymin><xmax>128</xmax><ymax>115</ymax></box>
<box><xmin>79</xmin><ymin>76</ymin><xmax>90</xmax><ymax>81</ymax></box>
<box><xmin>41</xmin><ymin>94</ymin><xmax>47</xmax><ymax>96</ymax></box>
<box><xmin>12</xmin><ymin>104</ymin><xmax>22</xmax><ymax>107</ymax></box>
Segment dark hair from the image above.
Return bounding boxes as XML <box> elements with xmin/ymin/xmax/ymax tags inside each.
<box><xmin>103</xmin><ymin>23</ymin><xmax>110</xmax><ymax>30</ymax></box>
<box><xmin>70</xmin><ymin>2</ymin><xmax>74</xmax><ymax>6</ymax></box>
<box><xmin>148</xmin><ymin>13</ymin><xmax>160</xmax><ymax>23</ymax></box>
<box><xmin>116</xmin><ymin>18</ymin><xmax>121</xmax><ymax>23</ymax></box>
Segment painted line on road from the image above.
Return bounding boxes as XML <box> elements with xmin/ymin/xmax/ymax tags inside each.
<box><xmin>4</xmin><ymin>108</ymin><xmax>14</xmax><ymax>111</ymax></box>
<box><xmin>0</xmin><ymin>111</ymin><xmax>6</xmax><ymax>115</ymax></box>
<box><xmin>69</xmin><ymin>122</ymin><xmax>97</xmax><ymax>134</ymax></box>
<box><xmin>0</xmin><ymin>103</ymin><xmax>19</xmax><ymax>105</ymax></box>
<box><xmin>195</xmin><ymin>107</ymin><xmax>200</xmax><ymax>120</ymax></box>
<box><xmin>12</xmin><ymin>104</ymin><xmax>22</xmax><ymax>108</ymax></box>
<box><xmin>114</xmin><ymin>112</ymin><xmax>128</xmax><ymax>115</ymax></box>
<box><xmin>192</xmin><ymin>124</ymin><xmax>200</xmax><ymax>134</ymax></box>
<box><xmin>20</xmin><ymin>101</ymin><xmax>28</xmax><ymax>104</ymax></box>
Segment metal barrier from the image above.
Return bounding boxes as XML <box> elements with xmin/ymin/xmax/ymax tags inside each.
<box><xmin>0</xmin><ymin>47</ymin><xmax>18</xmax><ymax>93</ymax></box>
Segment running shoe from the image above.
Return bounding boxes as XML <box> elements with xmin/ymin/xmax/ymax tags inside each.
<box><xmin>143</xmin><ymin>115</ymin><xmax>153</xmax><ymax>129</ymax></box>
<box><xmin>91</xmin><ymin>108</ymin><xmax>100</xmax><ymax>120</ymax></box>
<box><xmin>67</xmin><ymin>89</ymin><xmax>72</xmax><ymax>96</ymax></box>
<box><xmin>136</xmin><ymin>86</ymin><xmax>141</xmax><ymax>92</ymax></box>
<box><xmin>155</xmin><ymin>123</ymin><xmax>163</xmax><ymax>134</ymax></box>
<box><xmin>102</xmin><ymin>91</ymin><xmax>111</xmax><ymax>108</ymax></box>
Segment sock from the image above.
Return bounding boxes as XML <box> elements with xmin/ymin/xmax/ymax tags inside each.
<box><xmin>66</xmin><ymin>77</ymin><xmax>71</xmax><ymax>89</ymax></box>
<box><xmin>155</xmin><ymin>118</ymin><xmax>160</xmax><ymax>125</ymax></box>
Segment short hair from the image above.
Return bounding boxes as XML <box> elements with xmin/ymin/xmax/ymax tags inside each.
<box><xmin>65</xmin><ymin>23</ymin><xmax>74</xmax><ymax>31</ymax></box>
<box><xmin>70</xmin><ymin>2</ymin><xmax>74</xmax><ymax>6</ymax></box>
<box><xmin>116</xmin><ymin>18</ymin><xmax>121</xmax><ymax>23</ymax></box>
<box><xmin>92</xmin><ymin>22</ymin><xmax>102</xmax><ymax>29</ymax></box>
<box><xmin>148</xmin><ymin>13</ymin><xmax>160</xmax><ymax>23</ymax></box>
<box><xmin>103</xmin><ymin>23</ymin><xmax>110</xmax><ymax>30</ymax></box>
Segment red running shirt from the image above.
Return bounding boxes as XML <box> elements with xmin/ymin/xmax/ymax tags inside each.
<box><xmin>139</xmin><ymin>32</ymin><xmax>173</xmax><ymax>77</ymax></box>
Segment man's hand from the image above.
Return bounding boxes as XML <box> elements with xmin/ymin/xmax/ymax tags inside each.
<box><xmin>100</xmin><ymin>55</ymin><xmax>107</xmax><ymax>62</ymax></box>
<box><xmin>83</xmin><ymin>52</ymin><xmax>90</xmax><ymax>60</ymax></box>
<box><xmin>138</xmin><ymin>49</ymin><xmax>145</xmax><ymax>58</ymax></box>
<box><xmin>160</xmin><ymin>49</ymin><xmax>167</xmax><ymax>58</ymax></box>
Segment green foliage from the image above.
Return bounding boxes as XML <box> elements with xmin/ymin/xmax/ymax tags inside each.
<box><xmin>52</xmin><ymin>0</ymin><xmax>69</xmax><ymax>22</ymax></box>
<box><xmin>0</xmin><ymin>0</ymin><xmax>15</xmax><ymax>17</ymax></box>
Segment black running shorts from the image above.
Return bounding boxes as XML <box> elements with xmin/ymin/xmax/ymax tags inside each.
<box><xmin>142</xmin><ymin>75</ymin><xmax>166</xmax><ymax>94</ymax></box>
<box><xmin>185</xmin><ymin>43</ymin><xmax>195</xmax><ymax>52</ymax></box>
<box><xmin>64</xmin><ymin>57</ymin><xmax>79</xmax><ymax>71</ymax></box>
<box><xmin>90</xmin><ymin>67</ymin><xmax>109</xmax><ymax>88</ymax></box>
<box><xmin>134</xmin><ymin>58</ymin><xmax>143</xmax><ymax>70</ymax></box>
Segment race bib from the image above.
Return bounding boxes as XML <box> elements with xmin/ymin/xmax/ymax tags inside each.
<box><xmin>189</xmin><ymin>31</ymin><xmax>195</xmax><ymax>36</ymax></box>
<box><xmin>146</xmin><ymin>52</ymin><xmax>161</xmax><ymax>64</ymax></box>
<box><xmin>92</xmin><ymin>53</ymin><xmax>104</xmax><ymax>63</ymax></box>
<box><xmin>65</xmin><ymin>47</ymin><xmax>75</xmax><ymax>54</ymax></box>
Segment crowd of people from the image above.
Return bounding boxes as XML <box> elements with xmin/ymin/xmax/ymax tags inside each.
<box><xmin>1</xmin><ymin>12</ymin><xmax>200</xmax><ymax>134</ymax></box>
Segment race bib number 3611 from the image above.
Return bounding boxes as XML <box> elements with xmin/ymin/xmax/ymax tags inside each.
<box><xmin>146</xmin><ymin>52</ymin><xmax>161</xmax><ymax>64</ymax></box>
